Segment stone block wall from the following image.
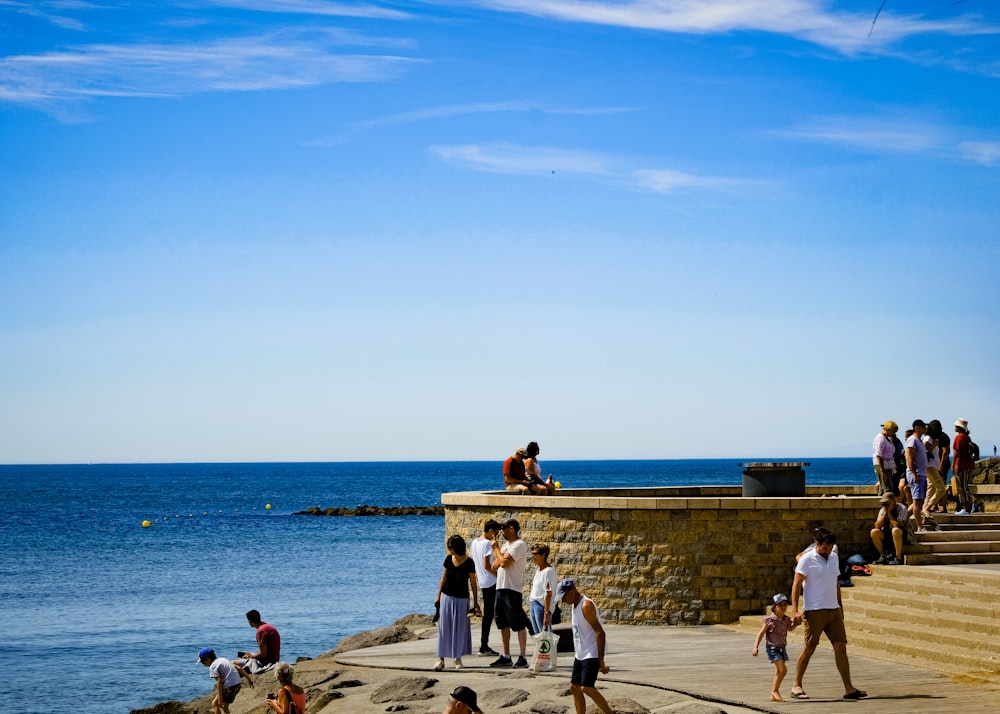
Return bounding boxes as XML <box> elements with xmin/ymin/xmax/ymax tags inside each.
<box><xmin>442</xmin><ymin>488</ymin><xmax>881</xmax><ymax>626</ymax></box>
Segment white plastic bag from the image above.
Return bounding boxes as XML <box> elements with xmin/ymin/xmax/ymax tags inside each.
<box><xmin>531</xmin><ymin>629</ymin><xmax>558</xmax><ymax>672</ymax></box>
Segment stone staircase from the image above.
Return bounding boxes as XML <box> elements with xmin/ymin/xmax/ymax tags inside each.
<box><xmin>729</xmin><ymin>565</ymin><xmax>1000</xmax><ymax>679</ymax></box>
<box><xmin>907</xmin><ymin>512</ymin><xmax>1000</xmax><ymax>565</ymax></box>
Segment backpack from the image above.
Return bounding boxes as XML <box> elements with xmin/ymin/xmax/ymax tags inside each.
<box><xmin>281</xmin><ymin>687</ymin><xmax>303</xmax><ymax>714</ymax></box>
<box><xmin>970</xmin><ymin>441</ymin><xmax>980</xmax><ymax>461</ymax></box>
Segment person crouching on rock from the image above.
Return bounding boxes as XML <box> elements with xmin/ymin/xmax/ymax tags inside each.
<box><xmin>197</xmin><ymin>648</ymin><xmax>252</xmax><ymax>714</ymax></box>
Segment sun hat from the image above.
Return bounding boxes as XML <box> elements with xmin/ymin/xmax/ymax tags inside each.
<box><xmin>556</xmin><ymin>578</ymin><xmax>576</xmax><ymax>598</ymax></box>
<box><xmin>197</xmin><ymin>647</ymin><xmax>214</xmax><ymax>662</ymax></box>
<box><xmin>955</xmin><ymin>418</ymin><xmax>969</xmax><ymax>431</ymax></box>
<box><xmin>516</xmin><ymin>447</ymin><xmax>529</xmax><ymax>457</ymax></box>
<box><xmin>882</xmin><ymin>420</ymin><xmax>898</xmax><ymax>431</ymax></box>
<box><xmin>772</xmin><ymin>593</ymin><xmax>789</xmax><ymax>606</ymax></box>
<box><xmin>450</xmin><ymin>686</ymin><xmax>483</xmax><ymax>713</ymax></box>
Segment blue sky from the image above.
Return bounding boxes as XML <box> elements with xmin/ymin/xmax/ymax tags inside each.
<box><xmin>1</xmin><ymin>1</ymin><xmax>998</xmax><ymax>464</ymax></box>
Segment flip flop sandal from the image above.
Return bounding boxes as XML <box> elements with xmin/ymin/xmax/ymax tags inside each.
<box><xmin>791</xmin><ymin>690</ymin><xmax>809</xmax><ymax>699</ymax></box>
<box><xmin>843</xmin><ymin>689</ymin><xmax>868</xmax><ymax>700</ymax></box>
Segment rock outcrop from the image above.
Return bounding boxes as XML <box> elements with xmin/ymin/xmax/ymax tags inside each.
<box><xmin>295</xmin><ymin>505</ymin><xmax>444</xmax><ymax>516</ymax></box>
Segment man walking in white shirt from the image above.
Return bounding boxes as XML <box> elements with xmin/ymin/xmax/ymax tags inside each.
<box><xmin>789</xmin><ymin>528</ymin><xmax>866</xmax><ymax>701</ymax></box>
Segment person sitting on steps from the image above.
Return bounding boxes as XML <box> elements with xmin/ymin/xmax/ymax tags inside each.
<box><xmin>871</xmin><ymin>492</ymin><xmax>907</xmax><ymax>565</ymax></box>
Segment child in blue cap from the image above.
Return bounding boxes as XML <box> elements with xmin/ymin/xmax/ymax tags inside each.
<box><xmin>751</xmin><ymin>593</ymin><xmax>798</xmax><ymax>702</ymax></box>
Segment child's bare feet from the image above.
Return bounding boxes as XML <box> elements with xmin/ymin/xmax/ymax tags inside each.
<box><xmin>771</xmin><ymin>692</ymin><xmax>784</xmax><ymax>702</ymax></box>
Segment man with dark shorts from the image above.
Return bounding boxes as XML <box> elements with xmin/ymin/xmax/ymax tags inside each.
<box><xmin>488</xmin><ymin>518</ymin><xmax>529</xmax><ymax>668</ymax></box>
<box><xmin>790</xmin><ymin>528</ymin><xmax>866</xmax><ymax>701</ymax></box>
<box><xmin>557</xmin><ymin>579</ymin><xmax>612</xmax><ymax>714</ymax></box>
<box><xmin>197</xmin><ymin>648</ymin><xmax>251</xmax><ymax>714</ymax></box>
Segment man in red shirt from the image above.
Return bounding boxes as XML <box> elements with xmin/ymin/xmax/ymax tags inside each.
<box><xmin>503</xmin><ymin>448</ymin><xmax>545</xmax><ymax>495</ymax></box>
<box><xmin>237</xmin><ymin>610</ymin><xmax>280</xmax><ymax>673</ymax></box>
<box><xmin>952</xmin><ymin>419</ymin><xmax>976</xmax><ymax>515</ymax></box>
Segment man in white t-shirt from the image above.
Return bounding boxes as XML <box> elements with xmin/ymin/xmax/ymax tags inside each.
<box><xmin>789</xmin><ymin>528</ymin><xmax>866</xmax><ymax>701</ymax></box>
<box><xmin>488</xmin><ymin>518</ymin><xmax>530</xmax><ymax>668</ymax></box>
<box><xmin>470</xmin><ymin>518</ymin><xmax>501</xmax><ymax>656</ymax></box>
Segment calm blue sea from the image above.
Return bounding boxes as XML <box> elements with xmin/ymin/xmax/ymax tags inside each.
<box><xmin>1</xmin><ymin>459</ymin><xmax>871</xmax><ymax>714</ymax></box>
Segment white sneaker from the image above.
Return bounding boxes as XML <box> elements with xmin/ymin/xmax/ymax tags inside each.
<box><xmin>433</xmin><ymin>658</ymin><xmax>445</xmax><ymax>671</ymax></box>
<box><xmin>956</xmin><ymin>509</ymin><xmax>969</xmax><ymax>515</ymax></box>
<box><xmin>454</xmin><ymin>658</ymin><xmax>464</xmax><ymax>670</ymax></box>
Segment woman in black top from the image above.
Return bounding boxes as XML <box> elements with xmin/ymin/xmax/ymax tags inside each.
<box><xmin>434</xmin><ymin>534</ymin><xmax>480</xmax><ymax>670</ymax></box>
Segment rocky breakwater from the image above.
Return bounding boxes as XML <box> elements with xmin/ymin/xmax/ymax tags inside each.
<box><xmin>295</xmin><ymin>505</ymin><xmax>444</xmax><ymax>516</ymax></box>
<box><xmin>131</xmin><ymin>615</ymin><xmax>737</xmax><ymax>714</ymax></box>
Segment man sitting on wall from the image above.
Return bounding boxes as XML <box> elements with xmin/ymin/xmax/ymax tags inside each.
<box><xmin>870</xmin><ymin>492</ymin><xmax>907</xmax><ymax>565</ymax></box>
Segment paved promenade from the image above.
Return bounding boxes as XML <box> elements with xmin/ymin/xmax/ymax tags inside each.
<box><xmin>336</xmin><ymin>622</ymin><xmax>1000</xmax><ymax>713</ymax></box>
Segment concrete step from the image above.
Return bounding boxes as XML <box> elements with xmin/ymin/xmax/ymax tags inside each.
<box><xmin>846</xmin><ymin>628</ymin><xmax>1000</xmax><ymax>677</ymax></box>
<box><xmin>916</xmin><ymin>529</ymin><xmax>1000</xmax><ymax>542</ymax></box>
<box><xmin>905</xmin><ymin>552</ymin><xmax>1000</xmax><ymax>565</ymax></box>
<box><xmin>841</xmin><ymin>583</ymin><xmax>1000</xmax><ymax>621</ymax></box>
<box><xmin>907</xmin><ymin>541</ymin><xmax>1000</xmax><ymax>554</ymax></box>
<box><xmin>936</xmin><ymin>522</ymin><xmax>1000</xmax><ymax>531</ymax></box>
<box><xmin>933</xmin><ymin>513</ymin><xmax>1000</xmax><ymax>526</ymax></box>
<box><xmin>844</xmin><ymin>599</ymin><xmax>1000</xmax><ymax>645</ymax></box>
<box><xmin>866</xmin><ymin>563</ymin><xmax>1000</xmax><ymax>588</ymax></box>
<box><xmin>851</xmin><ymin>566</ymin><xmax>1000</xmax><ymax>596</ymax></box>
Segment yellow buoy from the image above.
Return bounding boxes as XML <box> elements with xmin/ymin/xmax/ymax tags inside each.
<box><xmin>266</xmin><ymin>503</ymin><xmax>272</xmax><ymax>510</ymax></box>
<box><xmin>141</xmin><ymin>520</ymin><xmax>151</xmax><ymax>528</ymax></box>
<box><xmin>554</xmin><ymin>481</ymin><xmax>562</xmax><ymax>489</ymax></box>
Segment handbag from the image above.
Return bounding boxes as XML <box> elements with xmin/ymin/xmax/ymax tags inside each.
<box><xmin>531</xmin><ymin>628</ymin><xmax>558</xmax><ymax>672</ymax></box>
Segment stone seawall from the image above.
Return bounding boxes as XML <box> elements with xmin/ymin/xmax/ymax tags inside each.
<box><xmin>443</xmin><ymin>484</ymin><xmax>1000</xmax><ymax>626</ymax></box>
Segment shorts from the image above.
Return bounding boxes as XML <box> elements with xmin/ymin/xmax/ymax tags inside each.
<box><xmin>803</xmin><ymin>608</ymin><xmax>847</xmax><ymax>648</ymax></box>
<box><xmin>494</xmin><ymin>589</ymin><xmax>528</xmax><ymax>632</ymax></box>
<box><xmin>506</xmin><ymin>483</ymin><xmax>527</xmax><ymax>493</ymax></box>
<box><xmin>571</xmin><ymin>657</ymin><xmax>601</xmax><ymax>688</ymax></box>
<box><xmin>907</xmin><ymin>473</ymin><xmax>927</xmax><ymax>500</ymax></box>
<box><xmin>221</xmin><ymin>683</ymin><xmax>241</xmax><ymax>704</ymax></box>
<box><xmin>765</xmin><ymin>645</ymin><xmax>788</xmax><ymax>663</ymax></box>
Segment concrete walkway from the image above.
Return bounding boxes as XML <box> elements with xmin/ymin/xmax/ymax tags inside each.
<box><xmin>336</xmin><ymin>623</ymin><xmax>1000</xmax><ymax>713</ymax></box>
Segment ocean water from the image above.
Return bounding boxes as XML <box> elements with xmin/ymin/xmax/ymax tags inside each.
<box><xmin>1</xmin><ymin>459</ymin><xmax>871</xmax><ymax>713</ymax></box>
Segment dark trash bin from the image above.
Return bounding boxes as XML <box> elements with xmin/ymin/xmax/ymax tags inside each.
<box><xmin>741</xmin><ymin>462</ymin><xmax>808</xmax><ymax>497</ymax></box>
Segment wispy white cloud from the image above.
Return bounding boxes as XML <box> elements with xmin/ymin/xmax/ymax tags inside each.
<box><xmin>356</xmin><ymin>100</ymin><xmax>635</xmax><ymax>128</ymax></box>
<box><xmin>431</xmin><ymin>142</ymin><xmax>613</xmax><ymax>176</ymax></box>
<box><xmin>0</xmin><ymin>28</ymin><xmax>418</xmax><ymax>116</ymax></box>
<box><xmin>466</xmin><ymin>0</ymin><xmax>1000</xmax><ymax>58</ymax></box>
<box><xmin>772</xmin><ymin>114</ymin><xmax>1000</xmax><ymax>167</ymax></box>
<box><xmin>199</xmin><ymin>0</ymin><xmax>412</xmax><ymax>20</ymax></box>
<box><xmin>307</xmin><ymin>100</ymin><xmax>636</xmax><ymax>145</ymax></box>
<box><xmin>773</xmin><ymin>115</ymin><xmax>940</xmax><ymax>153</ymax></box>
<box><xmin>430</xmin><ymin>141</ymin><xmax>758</xmax><ymax>194</ymax></box>
<box><xmin>958</xmin><ymin>141</ymin><xmax>1000</xmax><ymax>166</ymax></box>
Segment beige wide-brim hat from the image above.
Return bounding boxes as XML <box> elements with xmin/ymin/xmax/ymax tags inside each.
<box><xmin>955</xmin><ymin>418</ymin><xmax>969</xmax><ymax>431</ymax></box>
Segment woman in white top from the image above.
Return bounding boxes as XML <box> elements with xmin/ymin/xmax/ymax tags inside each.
<box><xmin>529</xmin><ymin>543</ymin><xmax>558</xmax><ymax>633</ymax></box>
<box><xmin>524</xmin><ymin>442</ymin><xmax>554</xmax><ymax>495</ymax></box>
